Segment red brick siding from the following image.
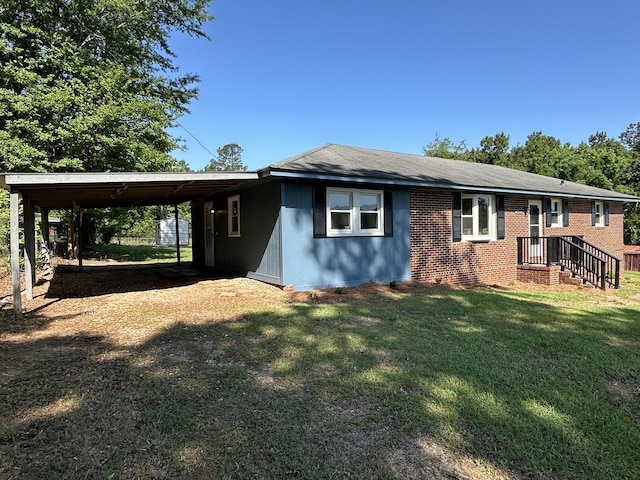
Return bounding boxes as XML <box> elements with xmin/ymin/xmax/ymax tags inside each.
<box><xmin>409</xmin><ymin>189</ymin><xmax>625</xmax><ymax>287</ymax></box>
<box><xmin>517</xmin><ymin>265</ymin><xmax>560</xmax><ymax>285</ymax></box>
<box><xmin>544</xmin><ymin>200</ymin><xmax>624</xmax><ymax>261</ymax></box>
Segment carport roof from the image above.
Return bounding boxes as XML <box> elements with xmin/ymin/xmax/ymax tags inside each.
<box><xmin>0</xmin><ymin>171</ymin><xmax>258</xmax><ymax>209</ymax></box>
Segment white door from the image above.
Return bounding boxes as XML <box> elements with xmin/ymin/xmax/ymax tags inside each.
<box><xmin>204</xmin><ymin>201</ymin><xmax>215</xmax><ymax>267</ymax></box>
<box><xmin>528</xmin><ymin>200</ymin><xmax>543</xmax><ymax>262</ymax></box>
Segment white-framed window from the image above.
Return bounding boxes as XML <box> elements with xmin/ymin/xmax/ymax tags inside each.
<box><xmin>461</xmin><ymin>194</ymin><xmax>495</xmax><ymax>241</ymax></box>
<box><xmin>593</xmin><ymin>201</ymin><xmax>604</xmax><ymax>227</ymax></box>
<box><xmin>227</xmin><ymin>195</ymin><xmax>240</xmax><ymax>237</ymax></box>
<box><xmin>549</xmin><ymin>198</ymin><xmax>563</xmax><ymax>227</ymax></box>
<box><xmin>327</xmin><ymin>188</ymin><xmax>384</xmax><ymax>236</ymax></box>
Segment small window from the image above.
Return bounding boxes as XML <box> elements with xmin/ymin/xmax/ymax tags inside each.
<box><xmin>228</xmin><ymin>195</ymin><xmax>240</xmax><ymax>237</ymax></box>
<box><xmin>461</xmin><ymin>194</ymin><xmax>494</xmax><ymax>241</ymax></box>
<box><xmin>550</xmin><ymin>198</ymin><xmax>562</xmax><ymax>227</ymax></box>
<box><xmin>593</xmin><ymin>201</ymin><xmax>604</xmax><ymax>227</ymax></box>
<box><xmin>327</xmin><ymin>188</ymin><xmax>383</xmax><ymax>236</ymax></box>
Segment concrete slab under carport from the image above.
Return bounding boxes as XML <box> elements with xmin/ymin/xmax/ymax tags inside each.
<box><xmin>0</xmin><ymin>171</ymin><xmax>258</xmax><ymax>317</ymax></box>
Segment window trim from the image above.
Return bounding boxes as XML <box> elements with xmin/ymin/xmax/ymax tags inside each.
<box><xmin>227</xmin><ymin>195</ymin><xmax>240</xmax><ymax>237</ymax></box>
<box><xmin>326</xmin><ymin>187</ymin><xmax>384</xmax><ymax>237</ymax></box>
<box><xmin>460</xmin><ymin>193</ymin><xmax>496</xmax><ymax>242</ymax></box>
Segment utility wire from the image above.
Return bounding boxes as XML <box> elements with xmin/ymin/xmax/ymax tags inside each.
<box><xmin>176</xmin><ymin>122</ymin><xmax>217</xmax><ymax>159</ymax></box>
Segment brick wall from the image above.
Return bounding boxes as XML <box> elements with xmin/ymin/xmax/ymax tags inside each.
<box><xmin>545</xmin><ymin>200</ymin><xmax>624</xmax><ymax>261</ymax></box>
<box><xmin>409</xmin><ymin>189</ymin><xmax>625</xmax><ymax>287</ymax></box>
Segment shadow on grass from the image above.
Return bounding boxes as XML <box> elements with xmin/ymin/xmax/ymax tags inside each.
<box><xmin>1</xmin><ymin>287</ymin><xmax>640</xmax><ymax>479</ymax></box>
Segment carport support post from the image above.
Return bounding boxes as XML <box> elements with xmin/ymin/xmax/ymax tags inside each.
<box><xmin>41</xmin><ymin>208</ymin><xmax>50</xmax><ymax>269</ymax></box>
<box><xmin>77</xmin><ymin>208</ymin><xmax>83</xmax><ymax>270</ymax></box>
<box><xmin>41</xmin><ymin>207</ymin><xmax>50</xmax><ymax>246</ymax></box>
<box><xmin>175</xmin><ymin>204</ymin><xmax>181</xmax><ymax>266</ymax></box>
<box><xmin>23</xmin><ymin>198</ymin><xmax>36</xmax><ymax>300</ymax></box>
<box><xmin>10</xmin><ymin>188</ymin><xmax>22</xmax><ymax>317</ymax></box>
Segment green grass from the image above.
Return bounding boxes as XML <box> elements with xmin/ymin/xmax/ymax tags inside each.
<box><xmin>2</xmin><ymin>273</ymin><xmax>640</xmax><ymax>478</ymax></box>
<box><xmin>86</xmin><ymin>244</ymin><xmax>193</xmax><ymax>263</ymax></box>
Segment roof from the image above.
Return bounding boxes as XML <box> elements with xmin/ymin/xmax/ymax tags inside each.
<box><xmin>263</xmin><ymin>144</ymin><xmax>640</xmax><ymax>202</ymax></box>
<box><xmin>0</xmin><ymin>171</ymin><xmax>258</xmax><ymax>209</ymax></box>
<box><xmin>2</xmin><ymin>144</ymin><xmax>639</xmax><ymax>209</ymax></box>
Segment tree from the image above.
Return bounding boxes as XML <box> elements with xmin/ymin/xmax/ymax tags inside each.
<box><xmin>423</xmin><ymin>134</ymin><xmax>468</xmax><ymax>160</ymax></box>
<box><xmin>203</xmin><ymin>144</ymin><xmax>247</xmax><ymax>171</ymax></box>
<box><xmin>507</xmin><ymin>132</ymin><xmax>572</xmax><ymax>177</ymax></box>
<box><xmin>173</xmin><ymin>159</ymin><xmax>193</xmax><ymax>172</ymax></box>
<box><xmin>620</xmin><ymin>122</ymin><xmax>640</xmax><ymax>153</ymax></box>
<box><xmin>0</xmin><ymin>0</ymin><xmax>212</xmax><ymax>173</ymax></box>
<box><xmin>467</xmin><ymin>132</ymin><xmax>510</xmax><ymax>165</ymax></box>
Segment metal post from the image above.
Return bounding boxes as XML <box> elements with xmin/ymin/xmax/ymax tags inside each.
<box><xmin>10</xmin><ymin>189</ymin><xmax>22</xmax><ymax>317</ymax></box>
<box><xmin>175</xmin><ymin>204</ymin><xmax>181</xmax><ymax>266</ymax></box>
<box><xmin>517</xmin><ymin>237</ymin><xmax>523</xmax><ymax>264</ymax></box>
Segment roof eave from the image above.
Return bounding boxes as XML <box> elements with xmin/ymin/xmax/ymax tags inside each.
<box><xmin>263</xmin><ymin>169</ymin><xmax>640</xmax><ymax>203</ymax></box>
<box><xmin>0</xmin><ymin>171</ymin><xmax>258</xmax><ymax>188</ymax></box>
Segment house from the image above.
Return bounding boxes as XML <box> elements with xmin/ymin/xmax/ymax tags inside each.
<box><xmin>3</xmin><ymin>143</ymin><xmax>640</xmax><ymax>317</ymax></box>
<box><xmin>190</xmin><ymin>144</ymin><xmax>639</xmax><ymax>291</ymax></box>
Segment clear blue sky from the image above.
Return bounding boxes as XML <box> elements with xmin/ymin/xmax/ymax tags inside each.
<box><xmin>168</xmin><ymin>0</ymin><xmax>640</xmax><ymax>171</ymax></box>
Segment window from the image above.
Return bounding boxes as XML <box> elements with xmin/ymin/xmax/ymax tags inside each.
<box><xmin>228</xmin><ymin>195</ymin><xmax>240</xmax><ymax>237</ymax></box>
<box><xmin>549</xmin><ymin>198</ymin><xmax>562</xmax><ymax>227</ymax></box>
<box><xmin>327</xmin><ymin>188</ymin><xmax>383</xmax><ymax>236</ymax></box>
<box><xmin>460</xmin><ymin>194</ymin><xmax>494</xmax><ymax>241</ymax></box>
<box><xmin>546</xmin><ymin>197</ymin><xmax>569</xmax><ymax>227</ymax></box>
<box><xmin>593</xmin><ymin>201</ymin><xmax>604</xmax><ymax>227</ymax></box>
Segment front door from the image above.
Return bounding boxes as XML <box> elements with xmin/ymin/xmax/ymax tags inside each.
<box><xmin>528</xmin><ymin>200</ymin><xmax>543</xmax><ymax>262</ymax></box>
<box><xmin>204</xmin><ymin>201</ymin><xmax>215</xmax><ymax>267</ymax></box>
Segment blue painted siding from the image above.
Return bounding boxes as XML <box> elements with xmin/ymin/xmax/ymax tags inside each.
<box><xmin>214</xmin><ymin>181</ymin><xmax>282</xmax><ymax>284</ymax></box>
<box><xmin>281</xmin><ymin>182</ymin><xmax>411</xmax><ymax>290</ymax></box>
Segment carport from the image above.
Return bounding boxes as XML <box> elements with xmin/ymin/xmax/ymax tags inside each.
<box><xmin>1</xmin><ymin>171</ymin><xmax>258</xmax><ymax>317</ymax></box>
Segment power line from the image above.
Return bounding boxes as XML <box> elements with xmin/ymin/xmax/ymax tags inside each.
<box><xmin>176</xmin><ymin>122</ymin><xmax>217</xmax><ymax>159</ymax></box>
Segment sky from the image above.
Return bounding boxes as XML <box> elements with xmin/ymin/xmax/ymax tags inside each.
<box><xmin>167</xmin><ymin>0</ymin><xmax>640</xmax><ymax>171</ymax></box>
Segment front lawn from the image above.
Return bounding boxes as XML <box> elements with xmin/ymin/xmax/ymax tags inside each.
<box><xmin>1</xmin><ymin>271</ymin><xmax>639</xmax><ymax>479</ymax></box>
<box><xmin>87</xmin><ymin>243</ymin><xmax>193</xmax><ymax>263</ymax></box>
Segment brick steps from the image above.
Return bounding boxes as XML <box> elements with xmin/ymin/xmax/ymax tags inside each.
<box><xmin>559</xmin><ymin>271</ymin><xmax>584</xmax><ymax>286</ymax></box>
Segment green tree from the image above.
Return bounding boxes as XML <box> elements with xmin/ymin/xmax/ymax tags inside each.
<box><xmin>620</xmin><ymin>122</ymin><xmax>640</xmax><ymax>153</ymax></box>
<box><xmin>0</xmin><ymin>0</ymin><xmax>212</xmax><ymax>173</ymax></box>
<box><xmin>203</xmin><ymin>143</ymin><xmax>247</xmax><ymax>171</ymax></box>
<box><xmin>508</xmin><ymin>132</ymin><xmax>574</xmax><ymax>177</ymax></box>
<box><xmin>423</xmin><ymin>134</ymin><xmax>468</xmax><ymax>160</ymax></box>
<box><xmin>467</xmin><ymin>132</ymin><xmax>510</xmax><ymax>165</ymax></box>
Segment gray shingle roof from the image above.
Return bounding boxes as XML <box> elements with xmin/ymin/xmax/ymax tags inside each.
<box><xmin>264</xmin><ymin>144</ymin><xmax>640</xmax><ymax>201</ymax></box>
